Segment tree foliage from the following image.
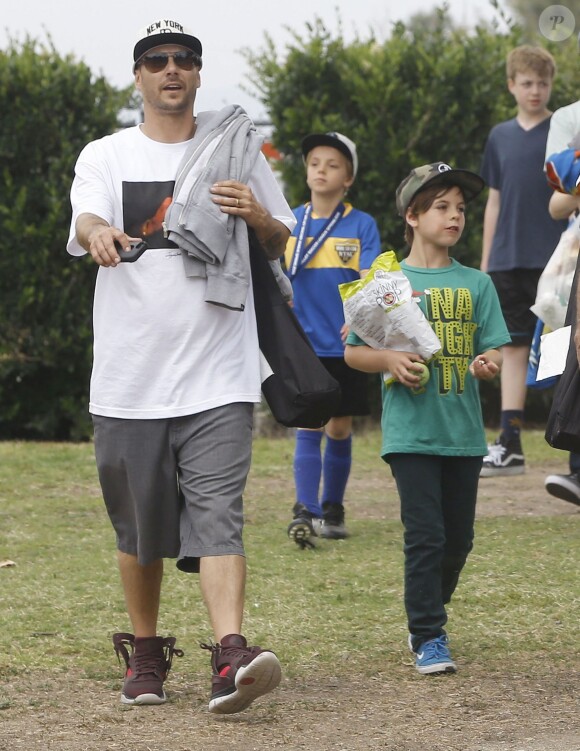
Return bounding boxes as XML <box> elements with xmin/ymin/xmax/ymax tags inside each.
<box><xmin>243</xmin><ymin>7</ymin><xmax>579</xmax><ymax>422</ymax></box>
<box><xmin>243</xmin><ymin>8</ymin><xmax>578</xmax><ymax>263</ymax></box>
<box><xmin>2</xmin><ymin>13</ymin><xmax>579</xmax><ymax>438</ymax></box>
<box><xmin>503</xmin><ymin>0</ymin><xmax>580</xmax><ymax>38</ymax></box>
<box><xmin>0</xmin><ymin>38</ymin><xmax>133</xmax><ymax>439</ymax></box>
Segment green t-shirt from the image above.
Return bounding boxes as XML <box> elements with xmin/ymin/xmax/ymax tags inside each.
<box><xmin>347</xmin><ymin>259</ymin><xmax>510</xmax><ymax>457</ymax></box>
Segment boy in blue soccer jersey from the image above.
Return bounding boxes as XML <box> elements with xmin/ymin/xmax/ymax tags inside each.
<box><xmin>345</xmin><ymin>163</ymin><xmax>510</xmax><ymax>674</ymax></box>
<box><xmin>284</xmin><ymin>132</ymin><xmax>382</xmax><ymax>547</ymax></box>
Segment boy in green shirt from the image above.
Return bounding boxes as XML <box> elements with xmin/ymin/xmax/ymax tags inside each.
<box><xmin>345</xmin><ymin>163</ymin><xmax>510</xmax><ymax>674</ymax></box>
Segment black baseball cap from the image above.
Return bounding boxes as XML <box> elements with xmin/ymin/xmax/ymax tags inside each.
<box><xmin>301</xmin><ymin>132</ymin><xmax>359</xmax><ymax>178</ymax></box>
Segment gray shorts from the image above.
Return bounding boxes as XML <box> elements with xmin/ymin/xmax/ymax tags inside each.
<box><xmin>92</xmin><ymin>403</ymin><xmax>254</xmax><ymax>573</ymax></box>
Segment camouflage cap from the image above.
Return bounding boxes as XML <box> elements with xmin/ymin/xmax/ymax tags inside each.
<box><xmin>395</xmin><ymin>162</ymin><xmax>485</xmax><ymax>217</ymax></box>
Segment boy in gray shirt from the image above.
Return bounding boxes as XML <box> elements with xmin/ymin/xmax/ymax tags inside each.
<box><xmin>480</xmin><ymin>46</ymin><xmax>566</xmax><ymax>476</ymax></box>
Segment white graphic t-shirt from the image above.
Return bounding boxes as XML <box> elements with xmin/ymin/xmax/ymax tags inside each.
<box><xmin>67</xmin><ymin>125</ymin><xmax>295</xmax><ymax>419</ymax></box>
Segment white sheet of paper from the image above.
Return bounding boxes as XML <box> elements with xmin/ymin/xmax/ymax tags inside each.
<box><xmin>537</xmin><ymin>326</ymin><xmax>571</xmax><ymax>380</ymax></box>
<box><xmin>259</xmin><ymin>349</ymin><xmax>274</xmax><ymax>383</ymax></box>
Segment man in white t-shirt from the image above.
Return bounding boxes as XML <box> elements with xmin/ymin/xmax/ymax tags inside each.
<box><xmin>67</xmin><ymin>18</ymin><xmax>295</xmax><ymax>713</ymax></box>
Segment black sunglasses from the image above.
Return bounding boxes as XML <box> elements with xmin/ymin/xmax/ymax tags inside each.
<box><xmin>138</xmin><ymin>51</ymin><xmax>198</xmax><ymax>73</ymax></box>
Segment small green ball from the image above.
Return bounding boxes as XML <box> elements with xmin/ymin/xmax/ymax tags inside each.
<box><xmin>410</xmin><ymin>362</ymin><xmax>430</xmax><ymax>387</ymax></box>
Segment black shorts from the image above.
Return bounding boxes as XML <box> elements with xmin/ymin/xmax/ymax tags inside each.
<box><xmin>320</xmin><ymin>357</ymin><xmax>370</xmax><ymax>417</ymax></box>
<box><xmin>488</xmin><ymin>269</ymin><xmax>542</xmax><ymax>346</ymax></box>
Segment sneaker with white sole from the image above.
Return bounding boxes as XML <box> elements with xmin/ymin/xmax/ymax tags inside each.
<box><xmin>113</xmin><ymin>632</ymin><xmax>183</xmax><ymax>705</ymax></box>
<box><xmin>545</xmin><ymin>473</ymin><xmax>580</xmax><ymax>506</ymax></box>
<box><xmin>201</xmin><ymin>634</ymin><xmax>282</xmax><ymax>714</ymax></box>
<box><xmin>480</xmin><ymin>437</ymin><xmax>525</xmax><ymax>477</ymax></box>
<box><xmin>408</xmin><ymin>634</ymin><xmax>457</xmax><ymax>675</ymax></box>
<box><xmin>321</xmin><ymin>502</ymin><xmax>349</xmax><ymax>539</ymax></box>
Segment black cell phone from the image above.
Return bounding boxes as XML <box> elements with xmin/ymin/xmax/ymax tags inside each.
<box><xmin>114</xmin><ymin>240</ymin><xmax>148</xmax><ymax>262</ymax></box>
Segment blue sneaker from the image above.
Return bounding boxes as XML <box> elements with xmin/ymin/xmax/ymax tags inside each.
<box><xmin>409</xmin><ymin>634</ymin><xmax>457</xmax><ymax>675</ymax></box>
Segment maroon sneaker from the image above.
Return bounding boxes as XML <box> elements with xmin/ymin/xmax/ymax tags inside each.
<box><xmin>112</xmin><ymin>632</ymin><xmax>183</xmax><ymax>705</ymax></box>
<box><xmin>201</xmin><ymin>634</ymin><xmax>282</xmax><ymax>714</ymax></box>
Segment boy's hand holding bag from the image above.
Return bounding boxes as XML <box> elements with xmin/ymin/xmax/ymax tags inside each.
<box><xmin>339</xmin><ymin>251</ymin><xmax>441</xmax><ymax>383</ymax></box>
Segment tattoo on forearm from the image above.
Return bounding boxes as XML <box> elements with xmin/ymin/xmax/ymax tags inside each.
<box><xmin>260</xmin><ymin>228</ymin><xmax>287</xmax><ymax>259</ymax></box>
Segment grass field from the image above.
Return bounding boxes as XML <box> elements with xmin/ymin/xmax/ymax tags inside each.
<box><xmin>0</xmin><ymin>429</ymin><xmax>577</xmax><ymax>688</ymax></box>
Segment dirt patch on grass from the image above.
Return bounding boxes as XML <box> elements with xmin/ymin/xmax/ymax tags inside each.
<box><xmin>0</xmin><ymin>666</ymin><xmax>578</xmax><ymax>751</ymax></box>
<box><xmin>1</xmin><ymin>458</ymin><xmax>578</xmax><ymax>751</ymax></box>
<box><xmin>348</xmin><ymin>454</ymin><xmax>580</xmax><ymax>521</ymax></box>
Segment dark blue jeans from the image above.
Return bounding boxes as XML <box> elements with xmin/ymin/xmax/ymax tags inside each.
<box><xmin>389</xmin><ymin>453</ymin><xmax>483</xmax><ymax>650</ymax></box>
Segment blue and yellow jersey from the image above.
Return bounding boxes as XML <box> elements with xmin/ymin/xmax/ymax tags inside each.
<box><xmin>285</xmin><ymin>202</ymin><xmax>382</xmax><ymax>357</ymax></box>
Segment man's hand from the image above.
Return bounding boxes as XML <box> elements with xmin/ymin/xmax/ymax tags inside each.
<box><xmin>211</xmin><ymin>180</ymin><xmax>290</xmax><ymax>259</ymax></box>
<box><xmin>88</xmin><ymin>227</ymin><xmax>144</xmax><ymax>267</ymax></box>
<box><xmin>76</xmin><ymin>213</ymin><xmax>141</xmax><ymax>267</ymax></box>
<box><xmin>210</xmin><ymin>179</ymin><xmax>266</xmax><ymax>225</ymax></box>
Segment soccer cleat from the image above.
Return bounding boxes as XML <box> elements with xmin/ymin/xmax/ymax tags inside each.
<box><xmin>113</xmin><ymin>632</ymin><xmax>183</xmax><ymax>705</ymax></box>
<box><xmin>409</xmin><ymin>634</ymin><xmax>457</xmax><ymax>675</ymax></box>
<box><xmin>201</xmin><ymin>634</ymin><xmax>282</xmax><ymax>714</ymax></box>
<box><xmin>320</xmin><ymin>502</ymin><xmax>349</xmax><ymax>539</ymax></box>
<box><xmin>545</xmin><ymin>473</ymin><xmax>580</xmax><ymax>506</ymax></box>
<box><xmin>480</xmin><ymin>437</ymin><xmax>525</xmax><ymax>477</ymax></box>
<box><xmin>287</xmin><ymin>503</ymin><xmax>322</xmax><ymax>549</ymax></box>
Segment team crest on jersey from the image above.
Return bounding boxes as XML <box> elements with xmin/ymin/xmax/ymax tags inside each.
<box><xmin>335</xmin><ymin>242</ymin><xmax>358</xmax><ymax>263</ymax></box>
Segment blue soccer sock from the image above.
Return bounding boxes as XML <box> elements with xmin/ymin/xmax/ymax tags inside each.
<box><xmin>293</xmin><ymin>429</ymin><xmax>323</xmax><ymax>517</ymax></box>
<box><xmin>321</xmin><ymin>435</ymin><xmax>352</xmax><ymax>507</ymax></box>
<box><xmin>500</xmin><ymin>410</ymin><xmax>523</xmax><ymax>444</ymax></box>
